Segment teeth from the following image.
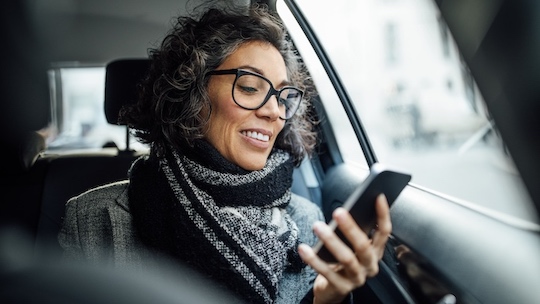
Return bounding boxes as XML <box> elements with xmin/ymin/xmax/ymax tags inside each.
<box><xmin>242</xmin><ymin>131</ymin><xmax>270</xmax><ymax>142</ymax></box>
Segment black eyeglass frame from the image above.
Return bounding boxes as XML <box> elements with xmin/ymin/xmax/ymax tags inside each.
<box><xmin>207</xmin><ymin>69</ymin><xmax>304</xmax><ymax>120</ymax></box>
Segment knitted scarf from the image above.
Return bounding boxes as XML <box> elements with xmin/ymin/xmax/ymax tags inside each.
<box><xmin>128</xmin><ymin>140</ymin><xmax>305</xmax><ymax>303</ymax></box>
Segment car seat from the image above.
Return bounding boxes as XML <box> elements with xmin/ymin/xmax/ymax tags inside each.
<box><xmin>32</xmin><ymin>59</ymin><xmax>151</xmax><ymax>260</ymax></box>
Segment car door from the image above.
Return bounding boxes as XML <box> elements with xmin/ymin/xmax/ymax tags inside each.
<box><xmin>270</xmin><ymin>0</ymin><xmax>540</xmax><ymax>303</ymax></box>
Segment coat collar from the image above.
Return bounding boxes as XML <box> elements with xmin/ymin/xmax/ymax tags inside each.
<box><xmin>113</xmin><ymin>180</ymin><xmax>131</xmax><ymax>211</ymax></box>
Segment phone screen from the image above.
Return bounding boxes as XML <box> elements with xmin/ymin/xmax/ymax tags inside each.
<box><xmin>313</xmin><ymin>163</ymin><xmax>411</xmax><ymax>262</ymax></box>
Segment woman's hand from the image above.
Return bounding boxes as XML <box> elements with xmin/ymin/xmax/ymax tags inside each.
<box><xmin>298</xmin><ymin>194</ymin><xmax>392</xmax><ymax>304</ymax></box>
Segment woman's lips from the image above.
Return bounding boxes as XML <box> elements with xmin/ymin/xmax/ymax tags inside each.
<box><xmin>241</xmin><ymin>130</ymin><xmax>270</xmax><ymax>142</ymax></box>
<box><xmin>240</xmin><ymin>129</ymin><xmax>273</xmax><ymax>149</ymax></box>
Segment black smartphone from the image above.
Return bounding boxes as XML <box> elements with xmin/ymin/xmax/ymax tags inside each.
<box><xmin>312</xmin><ymin>163</ymin><xmax>412</xmax><ymax>262</ymax></box>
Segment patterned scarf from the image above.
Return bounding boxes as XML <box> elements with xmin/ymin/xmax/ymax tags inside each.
<box><xmin>128</xmin><ymin>140</ymin><xmax>305</xmax><ymax>303</ymax></box>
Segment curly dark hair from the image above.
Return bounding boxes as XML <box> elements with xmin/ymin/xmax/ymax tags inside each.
<box><xmin>120</xmin><ymin>3</ymin><xmax>317</xmax><ymax>166</ymax></box>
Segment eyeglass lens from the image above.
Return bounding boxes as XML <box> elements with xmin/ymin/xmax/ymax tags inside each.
<box><xmin>233</xmin><ymin>73</ymin><xmax>301</xmax><ymax>119</ymax></box>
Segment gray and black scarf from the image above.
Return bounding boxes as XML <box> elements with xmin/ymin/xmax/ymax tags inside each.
<box><xmin>128</xmin><ymin>140</ymin><xmax>305</xmax><ymax>303</ymax></box>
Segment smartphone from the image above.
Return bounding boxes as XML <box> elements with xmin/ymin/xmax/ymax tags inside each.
<box><xmin>312</xmin><ymin>163</ymin><xmax>411</xmax><ymax>262</ymax></box>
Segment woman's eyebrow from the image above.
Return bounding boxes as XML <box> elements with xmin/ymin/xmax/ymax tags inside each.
<box><xmin>237</xmin><ymin>65</ymin><xmax>291</xmax><ymax>87</ymax></box>
<box><xmin>237</xmin><ymin>65</ymin><xmax>262</xmax><ymax>74</ymax></box>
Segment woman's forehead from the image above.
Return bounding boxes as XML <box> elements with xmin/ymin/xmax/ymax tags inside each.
<box><xmin>220</xmin><ymin>41</ymin><xmax>288</xmax><ymax>81</ymax></box>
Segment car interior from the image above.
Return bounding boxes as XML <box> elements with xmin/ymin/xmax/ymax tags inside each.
<box><xmin>1</xmin><ymin>0</ymin><xmax>539</xmax><ymax>303</ymax></box>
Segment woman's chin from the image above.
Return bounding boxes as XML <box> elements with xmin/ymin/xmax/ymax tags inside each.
<box><xmin>237</xmin><ymin>160</ymin><xmax>266</xmax><ymax>171</ymax></box>
<box><xmin>234</xmin><ymin>152</ymin><xmax>269</xmax><ymax>171</ymax></box>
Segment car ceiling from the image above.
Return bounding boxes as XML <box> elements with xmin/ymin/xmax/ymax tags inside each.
<box><xmin>30</xmin><ymin>0</ymin><xmax>246</xmax><ymax>65</ymax></box>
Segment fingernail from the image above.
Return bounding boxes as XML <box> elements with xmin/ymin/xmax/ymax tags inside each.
<box><xmin>298</xmin><ymin>243</ymin><xmax>313</xmax><ymax>258</ymax></box>
<box><xmin>333</xmin><ymin>207</ymin><xmax>346</xmax><ymax>220</ymax></box>
<box><xmin>313</xmin><ymin>221</ymin><xmax>329</xmax><ymax>237</ymax></box>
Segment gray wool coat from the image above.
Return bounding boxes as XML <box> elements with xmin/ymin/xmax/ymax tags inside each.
<box><xmin>58</xmin><ymin>180</ymin><xmax>323</xmax><ymax>303</ymax></box>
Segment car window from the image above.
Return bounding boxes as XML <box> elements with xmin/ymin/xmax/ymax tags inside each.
<box><xmin>278</xmin><ymin>2</ymin><xmax>369</xmax><ymax>172</ymax></box>
<box><xmin>278</xmin><ymin>0</ymin><xmax>538</xmax><ymax>224</ymax></box>
<box><xmin>44</xmin><ymin>67</ymin><xmax>146</xmax><ymax>152</ymax></box>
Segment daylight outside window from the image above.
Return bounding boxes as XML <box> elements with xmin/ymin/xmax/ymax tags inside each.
<box><xmin>45</xmin><ymin>67</ymin><xmax>145</xmax><ymax>152</ymax></box>
<box><xmin>279</xmin><ymin>0</ymin><xmax>537</xmax><ymax>223</ymax></box>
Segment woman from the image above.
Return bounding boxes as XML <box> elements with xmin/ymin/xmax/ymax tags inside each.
<box><xmin>58</xmin><ymin>3</ymin><xmax>391</xmax><ymax>304</ymax></box>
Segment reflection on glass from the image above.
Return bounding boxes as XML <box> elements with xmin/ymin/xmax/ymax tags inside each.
<box><xmin>282</xmin><ymin>0</ymin><xmax>537</xmax><ymax>223</ymax></box>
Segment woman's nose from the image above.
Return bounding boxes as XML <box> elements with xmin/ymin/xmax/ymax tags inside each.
<box><xmin>256</xmin><ymin>94</ymin><xmax>281</xmax><ymax>120</ymax></box>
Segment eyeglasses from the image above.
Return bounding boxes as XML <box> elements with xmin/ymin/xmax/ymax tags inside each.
<box><xmin>207</xmin><ymin>69</ymin><xmax>303</xmax><ymax>120</ymax></box>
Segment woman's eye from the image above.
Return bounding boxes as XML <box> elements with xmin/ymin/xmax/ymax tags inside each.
<box><xmin>239</xmin><ymin>85</ymin><xmax>258</xmax><ymax>94</ymax></box>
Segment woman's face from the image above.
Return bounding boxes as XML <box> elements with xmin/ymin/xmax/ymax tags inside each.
<box><xmin>205</xmin><ymin>41</ymin><xmax>288</xmax><ymax>171</ymax></box>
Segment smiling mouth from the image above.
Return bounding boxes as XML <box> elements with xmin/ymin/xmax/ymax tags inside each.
<box><xmin>241</xmin><ymin>130</ymin><xmax>270</xmax><ymax>142</ymax></box>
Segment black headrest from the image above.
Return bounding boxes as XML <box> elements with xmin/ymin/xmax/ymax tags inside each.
<box><xmin>104</xmin><ymin>59</ymin><xmax>151</xmax><ymax>125</ymax></box>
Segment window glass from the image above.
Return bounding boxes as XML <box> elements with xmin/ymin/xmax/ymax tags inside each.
<box><xmin>278</xmin><ymin>2</ymin><xmax>368</xmax><ymax>171</ymax></box>
<box><xmin>45</xmin><ymin>67</ymin><xmax>146</xmax><ymax>152</ymax></box>
<box><xmin>279</xmin><ymin>0</ymin><xmax>537</xmax><ymax>223</ymax></box>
